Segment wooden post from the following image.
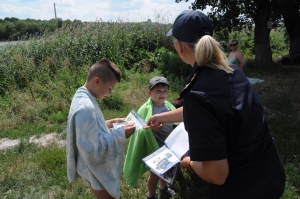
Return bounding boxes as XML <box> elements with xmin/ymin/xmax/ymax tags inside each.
<box><xmin>54</xmin><ymin>3</ymin><xmax>57</xmax><ymax>18</ymax></box>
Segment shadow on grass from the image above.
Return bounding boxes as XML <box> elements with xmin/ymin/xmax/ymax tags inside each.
<box><xmin>170</xmin><ymin>168</ymin><xmax>208</xmax><ymax>199</ymax></box>
<box><xmin>243</xmin><ymin>61</ymin><xmax>300</xmax><ymax>198</ymax></box>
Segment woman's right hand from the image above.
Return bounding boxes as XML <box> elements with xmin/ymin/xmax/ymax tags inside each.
<box><xmin>144</xmin><ymin>114</ymin><xmax>162</xmax><ymax>129</ymax></box>
<box><xmin>144</xmin><ymin>107</ymin><xmax>184</xmax><ymax>129</ymax></box>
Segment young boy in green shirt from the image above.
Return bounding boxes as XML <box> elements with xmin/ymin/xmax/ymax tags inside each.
<box><xmin>123</xmin><ymin>76</ymin><xmax>176</xmax><ymax>199</ymax></box>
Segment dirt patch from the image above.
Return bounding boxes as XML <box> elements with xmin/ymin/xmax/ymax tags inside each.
<box><xmin>0</xmin><ymin>132</ymin><xmax>66</xmax><ymax>151</ymax></box>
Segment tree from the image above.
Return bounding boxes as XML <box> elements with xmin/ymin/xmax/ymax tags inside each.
<box><xmin>15</xmin><ymin>20</ymin><xmax>27</xmax><ymax>35</ymax></box>
<box><xmin>273</xmin><ymin>0</ymin><xmax>300</xmax><ymax>56</ymax></box>
<box><xmin>250</xmin><ymin>0</ymin><xmax>273</xmax><ymax>64</ymax></box>
<box><xmin>0</xmin><ymin>24</ymin><xmax>5</xmax><ymax>40</ymax></box>
<box><xmin>0</xmin><ymin>17</ymin><xmax>84</xmax><ymax>41</ymax></box>
<box><xmin>176</xmin><ymin>0</ymin><xmax>276</xmax><ymax>65</ymax></box>
<box><xmin>4</xmin><ymin>17</ymin><xmax>19</xmax><ymax>23</ymax></box>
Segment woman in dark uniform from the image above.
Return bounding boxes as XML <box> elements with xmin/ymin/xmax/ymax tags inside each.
<box><xmin>146</xmin><ymin>10</ymin><xmax>285</xmax><ymax>199</ymax></box>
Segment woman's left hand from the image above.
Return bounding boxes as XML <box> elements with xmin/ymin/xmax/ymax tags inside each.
<box><xmin>180</xmin><ymin>155</ymin><xmax>191</xmax><ymax>168</ymax></box>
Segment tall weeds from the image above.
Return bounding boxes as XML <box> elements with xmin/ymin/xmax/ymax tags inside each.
<box><xmin>0</xmin><ymin>21</ymin><xmax>292</xmax><ymax>139</ymax></box>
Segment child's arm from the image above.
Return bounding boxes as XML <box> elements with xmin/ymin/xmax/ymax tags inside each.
<box><xmin>105</xmin><ymin>118</ymin><xmax>126</xmax><ymax>128</ymax></box>
<box><xmin>124</xmin><ymin>123</ymin><xmax>136</xmax><ymax>138</ymax></box>
<box><xmin>106</xmin><ymin>118</ymin><xmax>136</xmax><ymax>138</ymax></box>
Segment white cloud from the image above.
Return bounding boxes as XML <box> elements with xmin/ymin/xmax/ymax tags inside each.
<box><xmin>0</xmin><ymin>3</ymin><xmax>36</xmax><ymax>16</ymax></box>
<box><xmin>118</xmin><ymin>0</ymin><xmax>194</xmax><ymax>23</ymax></box>
<box><xmin>55</xmin><ymin>0</ymin><xmax>75</xmax><ymax>6</ymax></box>
<box><xmin>95</xmin><ymin>2</ymin><xmax>111</xmax><ymax>10</ymax></box>
<box><xmin>130</xmin><ymin>0</ymin><xmax>139</xmax><ymax>6</ymax></box>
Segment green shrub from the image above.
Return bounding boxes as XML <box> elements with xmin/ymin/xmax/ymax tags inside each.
<box><xmin>48</xmin><ymin>111</ymin><xmax>68</xmax><ymax>123</ymax></box>
<box><xmin>100</xmin><ymin>90</ymin><xmax>124</xmax><ymax>110</ymax></box>
<box><xmin>156</xmin><ymin>47</ymin><xmax>191</xmax><ymax>90</ymax></box>
<box><xmin>270</xmin><ymin>28</ymin><xmax>289</xmax><ymax>60</ymax></box>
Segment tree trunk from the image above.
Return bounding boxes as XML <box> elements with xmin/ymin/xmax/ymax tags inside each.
<box><xmin>282</xmin><ymin>1</ymin><xmax>300</xmax><ymax>56</ymax></box>
<box><xmin>287</xmin><ymin>22</ymin><xmax>300</xmax><ymax>56</ymax></box>
<box><xmin>252</xmin><ymin>0</ymin><xmax>273</xmax><ymax>65</ymax></box>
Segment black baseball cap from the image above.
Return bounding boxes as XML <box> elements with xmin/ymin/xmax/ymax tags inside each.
<box><xmin>148</xmin><ymin>76</ymin><xmax>169</xmax><ymax>90</ymax></box>
<box><xmin>166</xmin><ymin>10</ymin><xmax>213</xmax><ymax>43</ymax></box>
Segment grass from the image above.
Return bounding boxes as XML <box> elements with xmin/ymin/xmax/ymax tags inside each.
<box><xmin>1</xmin><ymin>63</ymin><xmax>300</xmax><ymax>198</ymax></box>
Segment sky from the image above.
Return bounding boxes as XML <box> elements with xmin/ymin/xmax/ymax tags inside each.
<box><xmin>0</xmin><ymin>0</ymin><xmax>208</xmax><ymax>23</ymax></box>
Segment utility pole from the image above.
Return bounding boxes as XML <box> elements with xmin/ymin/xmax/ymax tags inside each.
<box><xmin>54</xmin><ymin>3</ymin><xmax>57</xmax><ymax>18</ymax></box>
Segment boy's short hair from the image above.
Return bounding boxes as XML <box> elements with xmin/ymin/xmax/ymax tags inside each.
<box><xmin>148</xmin><ymin>76</ymin><xmax>169</xmax><ymax>90</ymax></box>
<box><xmin>87</xmin><ymin>58</ymin><xmax>121</xmax><ymax>83</ymax></box>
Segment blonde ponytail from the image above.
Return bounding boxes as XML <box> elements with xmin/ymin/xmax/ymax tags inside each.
<box><xmin>195</xmin><ymin>35</ymin><xmax>233</xmax><ymax>74</ymax></box>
